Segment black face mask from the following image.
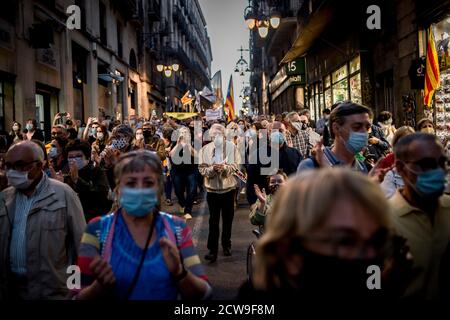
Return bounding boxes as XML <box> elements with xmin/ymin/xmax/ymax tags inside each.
<box><xmin>143</xmin><ymin>130</ymin><xmax>153</xmax><ymax>139</ymax></box>
<box><xmin>286</xmin><ymin>244</ymin><xmax>384</xmax><ymax>299</ymax></box>
<box><xmin>301</xmin><ymin>122</ymin><xmax>308</xmax><ymax>130</ymax></box>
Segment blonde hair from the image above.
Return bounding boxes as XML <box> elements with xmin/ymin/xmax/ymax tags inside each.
<box><xmin>253</xmin><ymin>168</ymin><xmax>392</xmax><ymax>291</ymax></box>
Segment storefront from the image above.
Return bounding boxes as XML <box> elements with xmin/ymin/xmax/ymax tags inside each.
<box><xmin>307</xmin><ymin>55</ymin><xmax>362</xmax><ymax>120</ymax></box>
<box><xmin>269</xmin><ymin>58</ymin><xmax>307</xmax><ymax>114</ymax></box>
<box><xmin>428</xmin><ymin>19</ymin><xmax>450</xmax><ymax>142</ymax></box>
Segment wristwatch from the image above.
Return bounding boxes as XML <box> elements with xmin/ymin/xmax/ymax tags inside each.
<box><xmin>172</xmin><ymin>266</ymin><xmax>188</xmax><ymax>283</ymax></box>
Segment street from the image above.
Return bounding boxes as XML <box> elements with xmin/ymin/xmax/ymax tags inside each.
<box><xmin>162</xmin><ymin>191</ymin><xmax>253</xmax><ymax>300</ymax></box>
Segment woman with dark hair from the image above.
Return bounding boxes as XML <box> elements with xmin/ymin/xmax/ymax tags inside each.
<box><xmin>7</xmin><ymin>121</ymin><xmax>23</xmax><ymax>148</ymax></box>
<box><xmin>378</xmin><ymin>111</ymin><xmax>396</xmax><ymax>145</ymax></box>
<box><xmin>24</xmin><ymin>119</ymin><xmax>45</xmax><ymax>142</ymax></box>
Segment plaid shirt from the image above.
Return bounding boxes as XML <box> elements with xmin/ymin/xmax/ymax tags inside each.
<box><xmin>286</xmin><ymin>129</ymin><xmax>309</xmax><ymax>157</ymax></box>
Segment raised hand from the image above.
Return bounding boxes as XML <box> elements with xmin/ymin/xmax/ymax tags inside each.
<box><xmin>159</xmin><ymin>237</ymin><xmax>183</xmax><ymax>277</ymax></box>
<box><xmin>254</xmin><ymin>184</ymin><xmax>267</xmax><ymax>204</ymax></box>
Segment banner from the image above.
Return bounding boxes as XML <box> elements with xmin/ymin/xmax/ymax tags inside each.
<box><xmin>164</xmin><ymin>112</ymin><xmax>198</xmax><ymax>120</ymax></box>
<box><xmin>205</xmin><ymin>108</ymin><xmax>222</xmax><ymax>122</ymax></box>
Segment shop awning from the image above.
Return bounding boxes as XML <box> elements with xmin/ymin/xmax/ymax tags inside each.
<box><xmin>280</xmin><ymin>3</ymin><xmax>336</xmax><ymax>64</ymax></box>
<box><xmin>164</xmin><ymin>112</ymin><xmax>198</xmax><ymax>120</ymax></box>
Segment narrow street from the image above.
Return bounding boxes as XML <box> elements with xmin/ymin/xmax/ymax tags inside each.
<box><xmin>162</xmin><ymin>191</ymin><xmax>254</xmax><ymax>300</ymax></box>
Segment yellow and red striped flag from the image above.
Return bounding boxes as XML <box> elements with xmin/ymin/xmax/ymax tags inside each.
<box><xmin>181</xmin><ymin>91</ymin><xmax>194</xmax><ymax>105</ymax></box>
<box><xmin>424</xmin><ymin>28</ymin><xmax>440</xmax><ymax>107</ymax></box>
<box><xmin>225</xmin><ymin>75</ymin><xmax>235</xmax><ymax>122</ymax></box>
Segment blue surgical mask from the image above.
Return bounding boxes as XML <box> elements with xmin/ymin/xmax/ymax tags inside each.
<box><xmin>48</xmin><ymin>147</ymin><xmax>59</xmax><ymax>159</ymax></box>
<box><xmin>406</xmin><ymin>166</ymin><xmax>446</xmax><ymax>198</ymax></box>
<box><xmin>69</xmin><ymin>156</ymin><xmax>88</xmax><ymax>170</ymax></box>
<box><xmin>119</xmin><ymin>187</ymin><xmax>158</xmax><ymax>217</ymax></box>
<box><xmin>270</xmin><ymin>131</ymin><xmax>285</xmax><ymax>147</ymax></box>
<box><xmin>344</xmin><ymin>131</ymin><xmax>368</xmax><ymax>154</ymax></box>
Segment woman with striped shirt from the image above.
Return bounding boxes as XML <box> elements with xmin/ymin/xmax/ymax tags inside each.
<box><xmin>73</xmin><ymin>150</ymin><xmax>211</xmax><ymax>300</ymax></box>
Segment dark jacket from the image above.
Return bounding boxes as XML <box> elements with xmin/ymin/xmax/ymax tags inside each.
<box><xmin>366</xmin><ymin>125</ymin><xmax>390</xmax><ymax>161</ymax></box>
<box><xmin>24</xmin><ymin>129</ymin><xmax>45</xmax><ymax>142</ymax></box>
<box><xmin>66</xmin><ymin>163</ymin><xmax>111</xmax><ymax>222</ymax></box>
<box><xmin>278</xmin><ymin>144</ymin><xmax>303</xmax><ymax>176</ymax></box>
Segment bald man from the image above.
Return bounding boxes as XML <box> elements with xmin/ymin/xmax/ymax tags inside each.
<box><xmin>0</xmin><ymin>141</ymin><xmax>86</xmax><ymax>300</ymax></box>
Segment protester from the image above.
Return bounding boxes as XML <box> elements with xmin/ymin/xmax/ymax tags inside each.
<box><xmin>380</xmin><ymin>126</ymin><xmax>415</xmax><ymax>198</ymax></box>
<box><xmin>285</xmin><ymin>112</ymin><xmax>310</xmax><ymax>158</ymax></box>
<box><xmin>365</xmin><ymin>116</ymin><xmax>390</xmax><ymax>162</ymax></box>
<box><xmin>82</xmin><ymin>117</ymin><xmax>100</xmax><ymax>144</ymax></box>
<box><xmin>390</xmin><ymin>132</ymin><xmax>450</xmax><ymax>299</ymax></box>
<box><xmin>316</xmin><ymin>108</ymin><xmax>331</xmax><ymax>135</ymax></box>
<box><xmin>7</xmin><ymin>121</ymin><xmax>23</xmax><ymax>147</ymax></box>
<box><xmin>169</xmin><ymin>126</ymin><xmax>197</xmax><ymax>220</ymax></box>
<box><xmin>416</xmin><ymin>118</ymin><xmax>435</xmax><ymax>134</ymax></box>
<box><xmin>0</xmin><ymin>141</ymin><xmax>86</xmax><ymax>299</ymax></box>
<box><xmin>199</xmin><ymin>124</ymin><xmax>240</xmax><ymax>262</ymax></box>
<box><xmin>297</xmin><ymin>102</ymin><xmax>371</xmax><ymax>173</ymax></box>
<box><xmin>378</xmin><ymin>111</ymin><xmax>397</xmax><ymax>145</ymax></box>
<box><xmin>268</xmin><ymin>129</ymin><xmax>302</xmax><ymax>176</ymax></box>
<box><xmin>23</xmin><ymin>119</ymin><xmax>44</xmax><ymax>142</ymax></box>
<box><xmin>73</xmin><ymin>150</ymin><xmax>211</xmax><ymax>300</ymax></box>
<box><xmin>249</xmin><ymin>170</ymin><xmax>287</xmax><ymax>230</ymax></box>
<box><xmin>239</xmin><ymin>168</ymin><xmax>411</xmax><ymax>300</ymax></box>
<box><xmin>47</xmin><ymin>138</ymin><xmax>69</xmax><ymax>182</ymax></box>
<box><xmin>65</xmin><ymin>139</ymin><xmax>111</xmax><ymax>222</ymax></box>
<box><xmin>162</xmin><ymin>128</ymin><xmax>174</xmax><ymax>206</ymax></box>
<box><xmin>91</xmin><ymin>124</ymin><xmax>109</xmax><ymax>166</ymax></box>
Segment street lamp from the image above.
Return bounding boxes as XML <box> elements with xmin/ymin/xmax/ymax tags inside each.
<box><xmin>244</xmin><ymin>2</ymin><xmax>281</xmax><ymax>38</ymax></box>
<box><xmin>156</xmin><ymin>63</ymin><xmax>181</xmax><ymax>78</ymax></box>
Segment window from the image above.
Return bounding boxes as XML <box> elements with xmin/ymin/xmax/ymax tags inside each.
<box><xmin>130</xmin><ymin>81</ymin><xmax>137</xmax><ymax>110</ymax></box>
<box><xmin>99</xmin><ymin>2</ymin><xmax>107</xmax><ymax>45</ymax></box>
<box><xmin>117</xmin><ymin>21</ymin><xmax>122</xmax><ymax>58</ymax></box>
<box><xmin>129</xmin><ymin>49</ymin><xmax>137</xmax><ymax>69</ymax></box>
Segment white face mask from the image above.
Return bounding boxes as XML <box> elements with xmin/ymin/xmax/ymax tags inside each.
<box><xmin>48</xmin><ymin>147</ymin><xmax>59</xmax><ymax>159</ymax></box>
<box><xmin>26</xmin><ymin>124</ymin><xmax>34</xmax><ymax>131</ymax></box>
<box><xmin>97</xmin><ymin>132</ymin><xmax>104</xmax><ymax>140</ymax></box>
<box><xmin>6</xmin><ymin>170</ymin><xmax>33</xmax><ymax>189</ymax></box>
<box><xmin>214</xmin><ymin>134</ymin><xmax>223</xmax><ymax>147</ymax></box>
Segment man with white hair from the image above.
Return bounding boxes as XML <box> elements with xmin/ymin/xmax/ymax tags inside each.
<box><xmin>199</xmin><ymin>124</ymin><xmax>240</xmax><ymax>263</ymax></box>
<box><xmin>0</xmin><ymin>141</ymin><xmax>86</xmax><ymax>299</ymax></box>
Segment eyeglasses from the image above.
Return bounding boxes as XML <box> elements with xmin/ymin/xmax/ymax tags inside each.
<box><xmin>291</xmin><ymin>228</ymin><xmax>391</xmax><ymax>259</ymax></box>
<box><xmin>404</xmin><ymin>156</ymin><xmax>447</xmax><ymax>172</ymax></box>
<box><xmin>5</xmin><ymin>160</ymin><xmax>40</xmax><ymax>171</ymax></box>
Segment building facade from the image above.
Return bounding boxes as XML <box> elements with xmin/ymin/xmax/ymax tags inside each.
<box><xmin>0</xmin><ymin>0</ymin><xmax>212</xmax><ymax>141</ymax></box>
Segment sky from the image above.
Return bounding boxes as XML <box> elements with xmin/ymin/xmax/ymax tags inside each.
<box><xmin>198</xmin><ymin>0</ymin><xmax>250</xmax><ymax>115</ymax></box>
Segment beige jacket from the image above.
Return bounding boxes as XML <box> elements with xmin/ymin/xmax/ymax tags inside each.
<box><xmin>199</xmin><ymin>141</ymin><xmax>240</xmax><ymax>193</ymax></box>
<box><xmin>0</xmin><ymin>175</ymin><xmax>86</xmax><ymax>300</ymax></box>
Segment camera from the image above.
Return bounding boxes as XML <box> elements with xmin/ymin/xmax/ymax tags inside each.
<box><xmin>60</xmin><ymin>112</ymin><xmax>67</xmax><ymax>117</ymax></box>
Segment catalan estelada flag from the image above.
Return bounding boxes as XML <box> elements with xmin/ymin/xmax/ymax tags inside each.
<box><xmin>181</xmin><ymin>91</ymin><xmax>193</xmax><ymax>105</ymax></box>
<box><xmin>225</xmin><ymin>75</ymin><xmax>235</xmax><ymax>122</ymax></box>
<box><xmin>424</xmin><ymin>27</ymin><xmax>440</xmax><ymax>107</ymax></box>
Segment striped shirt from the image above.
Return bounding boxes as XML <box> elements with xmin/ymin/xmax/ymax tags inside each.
<box><xmin>10</xmin><ymin>174</ymin><xmax>47</xmax><ymax>275</ymax></box>
<box><xmin>75</xmin><ymin>210</ymin><xmax>209</xmax><ymax>299</ymax></box>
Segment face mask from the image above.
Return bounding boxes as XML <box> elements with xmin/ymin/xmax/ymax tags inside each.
<box><xmin>301</xmin><ymin>122</ymin><xmax>308</xmax><ymax>130</ymax></box>
<box><xmin>48</xmin><ymin>147</ymin><xmax>59</xmax><ymax>159</ymax></box>
<box><xmin>6</xmin><ymin>169</ymin><xmax>33</xmax><ymax>190</ymax></box>
<box><xmin>12</xmin><ymin>125</ymin><xmax>19</xmax><ymax>131</ymax></box>
<box><xmin>111</xmin><ymin>137</ymin><xmax>129</xmax><ymax>151</ymax></box>
<box><xmin>70</xmin><ymin>156</ymin><xmax>88</xmax><ymax>170</ymax></box>
<box><xmin>26</xmin><ymin>124</ymin><xmax>34</xmax><ymax>131</ymax></box>
<box><xmin>119</xmin><ymin>187</ymin><xmax>158</xmax><ymax>217</ymax></box>
<box><xmin>421</xmin><ymin>127</ymin><xmax>435</xmax><ymax>134</ymax></box>
<box><xmin>250</xmin><ymin>129</ymin><xmax>257</xmax><ymax>137</ymax></box>
<box><xmin>268</xmin><ymin>183</ymin><xmax>280</xmax><ymax>194</ymax></box>
<box><xmin>270</xmin><ymin>131</ymin><xmax>285</xmax><ymax>147</ymax></box>
<box><xmin>97</xmin><ymin>132</ymin><xmax>104</xmax><ymax>140</ymax></box>
<box><xmin>405</xmin><ymin>166</ymin><xmax>446</xmax><ymax>199</ymax></box>
<box><xmin>136</xmin><ymin>133</ymin><xmax>144</xmax><ymax>141</ymax></box>
<box><xmin>344</xmin><ymin>131</ymin><xmax>368</xmax><ymax>155</ymax></box>
<box><xmin>143</xmin><ymin>130</ymin><xmax>152</xmax><ymax>139</ymax></box>
<box><xmin>239</xmin><ymin>124</ymin><xmax>245</xmax><ymax>130</ymax></box>
<box><xmin>383</xmin><ymin>119</ymin><xmax>393</xmax><ymax>125</ymax></box>
<box><xmin>291</xmin><ymin>245</ymin><xmax>384</xmax><ymax>298</ymax></box>
<box><xmin>214</xmin><ymin>135</ymin><xmax>224</xmax><ymax>147</ymax></box>
<box><xmin>324</xmin><ymin>115</ymin><xmax>330</xmax><ymax>120</ymax></box>
<box><xmin>90</xmin><ymin>128</ymin><xmax>97</xmax><ymax>136</ymax></box>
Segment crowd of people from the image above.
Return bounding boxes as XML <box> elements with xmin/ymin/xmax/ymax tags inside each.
<box><xmin>0</xmin><ymin>100</ymin><xmax>449</xmax><ymax>301</ymax></box>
